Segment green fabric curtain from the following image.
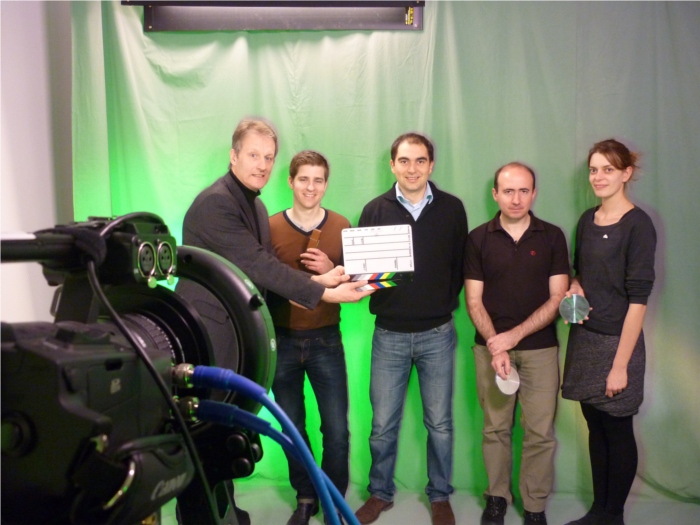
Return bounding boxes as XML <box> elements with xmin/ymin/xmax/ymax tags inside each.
<box><xmin>72</xmin><ymin>1</ymin><xmax>700</xmax><ymax>502</ymax></box>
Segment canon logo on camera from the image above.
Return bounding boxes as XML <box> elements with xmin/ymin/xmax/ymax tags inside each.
<box><xmin>151</xmin><ymin>472</ymin><xmax>188</xmax><ymax>501</ymax></box>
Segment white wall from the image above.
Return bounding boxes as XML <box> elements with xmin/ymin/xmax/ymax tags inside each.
<box><xmin>1</xmin><ymin>1</ymin><xmax>71</xmax><ymax>322</ymax></box>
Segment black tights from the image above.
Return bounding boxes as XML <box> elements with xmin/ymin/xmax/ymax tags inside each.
<box><xmin>581</xmin><ymin>403</ymin><xmax>638</xmax><ymax>517</ymax></box>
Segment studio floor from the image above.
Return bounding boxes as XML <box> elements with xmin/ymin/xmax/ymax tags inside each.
<box><xmin>163</xmin><ymin>478</ymin><xmax>700</xmax><ymax>525</ymax></box>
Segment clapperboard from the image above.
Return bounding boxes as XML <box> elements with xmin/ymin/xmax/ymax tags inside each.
<box><xmin>341</xmin><ymin>225</ymin><xmax>414</xmax><ymax>290</ymax></box>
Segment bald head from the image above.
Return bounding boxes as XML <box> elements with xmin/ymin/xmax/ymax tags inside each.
<box><xmin>493</xmin><ymin>162</ymin><xmax>536</xmax><ymax>192</ymax></box>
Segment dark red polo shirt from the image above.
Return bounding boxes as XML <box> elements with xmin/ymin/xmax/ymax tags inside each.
<box><xmin>464</xmin><ymin>212</ymin><xmax>570</xmax><ymax>350</ymax></box>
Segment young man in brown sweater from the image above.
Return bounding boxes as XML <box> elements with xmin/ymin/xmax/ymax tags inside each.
<box><xmin>267</xmin><ymin>151</ymin><xmax>351</xmax><ymax>525</ymax></box>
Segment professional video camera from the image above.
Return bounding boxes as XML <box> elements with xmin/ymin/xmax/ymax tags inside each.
<box><xmin>1</xmin><ymin>213</ymin><xmax>276</xmax><ymax>525</ymax></box>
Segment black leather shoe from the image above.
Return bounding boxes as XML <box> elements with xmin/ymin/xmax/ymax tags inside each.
<box><xmin>565</xmin><ymin>512</ymin><xmax>599</xmax><ymax>525</ymax></box>
<box><xmin>599</xmin><ymin>511</ymin><xmax>625</xmax><ymax>525</ymax></box>
<box><xmin>565</xmin><ymin>502</ymin><xmax>604</xmax><ymax>525</ymax></box>
<box><xmin>481</xmin><ymin>495</ymin><xmax>507</xmax><ymax>525</ymax></box>
<box><xmin>286</xmin><ymin>501</ymin><xmax>319</xmax><ymax>525</ymax></box>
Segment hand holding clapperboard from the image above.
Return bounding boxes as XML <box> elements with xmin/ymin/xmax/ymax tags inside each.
<box><xmin>341</xmin><ymin>225</ymin><xmax>415</xmax><ymax>291</ymax></box>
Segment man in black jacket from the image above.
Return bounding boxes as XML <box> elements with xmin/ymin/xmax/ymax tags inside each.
<box><xmin>354</xmin><ymin>133</ymin><xmax>468</xmax><ymax>525</ymax></box>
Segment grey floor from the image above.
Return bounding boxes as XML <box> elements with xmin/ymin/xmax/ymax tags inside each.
<box><xmin>164</xmin><ymin>479</ymin><xmax>700</xmax><ymax>525</ymax></box>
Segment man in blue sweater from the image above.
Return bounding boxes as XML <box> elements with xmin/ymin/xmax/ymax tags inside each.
<box><xmin>354</xmin><ymin>133</ymin><xmax>468</xmax><ymax>525</ymax></box>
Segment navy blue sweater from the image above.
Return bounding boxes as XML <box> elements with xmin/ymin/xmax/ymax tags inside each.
<box><xmin>358</xmin><ymin>181</ymin><xmax>468</xmax><ymax>332</ymax></box>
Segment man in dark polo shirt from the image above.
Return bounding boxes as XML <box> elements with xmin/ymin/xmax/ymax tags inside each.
<box><xmin>464</xmin><ymin>163</ymin><xmax>569</xmax><ymax>525</ymax></box>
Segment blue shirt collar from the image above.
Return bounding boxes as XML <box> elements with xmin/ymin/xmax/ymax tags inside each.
<box><xmin>395</xmin><ymin>181</ymin><xmax>433</xmax><ymax>220</ymax></box>
<box><xmin>395</xmin><ymin>181</ymin><xmax>433</xmax><ymax>204</ymax></box>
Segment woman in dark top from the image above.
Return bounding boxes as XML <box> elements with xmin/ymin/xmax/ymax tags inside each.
<box><xmin>562</xmin><ymin>139</ymin><xmax>656</xmax><ymax>525</ymax></box>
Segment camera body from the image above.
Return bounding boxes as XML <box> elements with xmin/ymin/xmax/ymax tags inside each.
<box><xmin>2</xmin><ymin>319</ymin><xmax>186</xmax><ymax>524</ymax></box>
<box><xmin>1</xmin><ymin>214</ymin><xmax>276</xmax><ymax>525</ymax></box>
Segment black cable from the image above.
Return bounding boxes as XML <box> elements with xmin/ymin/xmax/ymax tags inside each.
<box><xmin>97</xmin><ymin>212</ymin><xmax>164</xmax><ymax>239</ymax></box>
<box><xmin>85</xmin><ymin>260</ymin><xmax>218</xmax><ymax>521</ymax></box>
<box><xmin>84</xmin><ymin>220</ymin><xmax>219</xmax><ymax>522</ymax></box>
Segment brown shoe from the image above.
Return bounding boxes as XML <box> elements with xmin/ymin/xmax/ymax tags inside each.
<box><xmin>355</xmin><ymin>496</ymin><xmax>394</xmax><ymax>524</ymax></box>
<box><xmin>431</xmin><ymin>500</ymin><xmax>456</xmax><ymax>525</ymax></box>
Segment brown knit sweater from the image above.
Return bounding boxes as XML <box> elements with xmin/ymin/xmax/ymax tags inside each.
<box><xmin>267</xmin><ymin>209</ymin><xmax>350</xmax><ymax>331</ymax></box>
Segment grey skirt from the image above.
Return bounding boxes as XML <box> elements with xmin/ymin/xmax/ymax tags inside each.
<box><xmin>562</xmin><ymin>324</ymin><xmax>645</xmax><ymax>417</ymax></box>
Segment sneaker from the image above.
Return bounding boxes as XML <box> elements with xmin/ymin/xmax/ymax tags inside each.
<box><xmin>355</xmin><ymin>496</ymin><xmax>394</xmax><ymax>525</ymax></box>
<box><xmin>524</xmin><ymin>510</ymin><xmax>548</xmax><ymax>525</ymax></box>
<box><xmin>431</xmin><ymin>500</ymin><xmax>456</xmax><ymax>525</ymax></box>
<box><xmin>481</xmin><ymin>495</ymin><xmax>507</xmax><ymax>525</ymax></box>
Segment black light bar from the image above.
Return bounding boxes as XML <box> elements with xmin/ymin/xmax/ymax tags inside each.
<box><xmin>121</xmin><ymin>1</ymin><xmax>424</xmax><ymax>32</ymax></box>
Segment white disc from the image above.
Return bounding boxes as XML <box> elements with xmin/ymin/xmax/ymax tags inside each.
<box><xmin>495</xmin><ymin>367</ymin><xmax>520</xmax><ymax>395</ymax></box>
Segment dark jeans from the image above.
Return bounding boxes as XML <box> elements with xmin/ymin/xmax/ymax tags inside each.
<box><xmin>271</xmin><ymin>328</ymin><xmax>349</xmax><ymax>501</ymax></box>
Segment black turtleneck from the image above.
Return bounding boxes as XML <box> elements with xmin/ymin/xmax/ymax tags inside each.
<box><xmin>229</xmin><ymin>170</ymin><xmax>262</xmax><ymax>239</ymax></box>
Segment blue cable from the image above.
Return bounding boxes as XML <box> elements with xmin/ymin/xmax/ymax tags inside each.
<box><xmin>191</xmin><ymin>368</ymin><xmax>335</xmax><ymax>523</ymax></box>
<box><xmin>195</xmin><ymin>400</ymin><xmax>359</xmax><ymax>525</ymax></box>
<box><xmin>191</xmin><ymin>366</ymin><xmax>358</xmax><ymax>525</ymax></box>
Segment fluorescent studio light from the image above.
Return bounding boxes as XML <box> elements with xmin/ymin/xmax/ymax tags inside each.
<box><xmin>122</xmin><ymin>1</ymin><xmax>425</xmax><ymax>32</ymax></box>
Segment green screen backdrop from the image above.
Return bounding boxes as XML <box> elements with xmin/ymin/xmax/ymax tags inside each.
<box><xmin>72</xmin><ymin>1</ymin><xmax>700</xmax><ymax>503</ymax></box>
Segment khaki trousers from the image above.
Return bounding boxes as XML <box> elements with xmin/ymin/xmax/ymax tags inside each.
<box><xmin>473</xmin><ymin>344</ymin><xmax>559</xmax><ymax>512</ymax></box>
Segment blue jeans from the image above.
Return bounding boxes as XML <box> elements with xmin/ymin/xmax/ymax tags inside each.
<box><xmin>271</xmin><ymin>329</ymin><xmax>349</xmax><ymax>500</ymax></box>
<box><xmin>368</xmin><ymin>320</ymin><xmax>456</xmax><ymax>502</ymax></box>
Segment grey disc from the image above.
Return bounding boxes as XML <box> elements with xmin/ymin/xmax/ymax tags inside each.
<box><xmin>559</xmin><ymin>294</ymin><xmax>590</xmax><ymax>323</ymax></box>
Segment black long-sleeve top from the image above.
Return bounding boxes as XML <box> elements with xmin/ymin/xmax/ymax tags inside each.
<box><xmin>574</xmin><ymin>206</ymin><xmax>656</xmax><ymax>336</ymax></box>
